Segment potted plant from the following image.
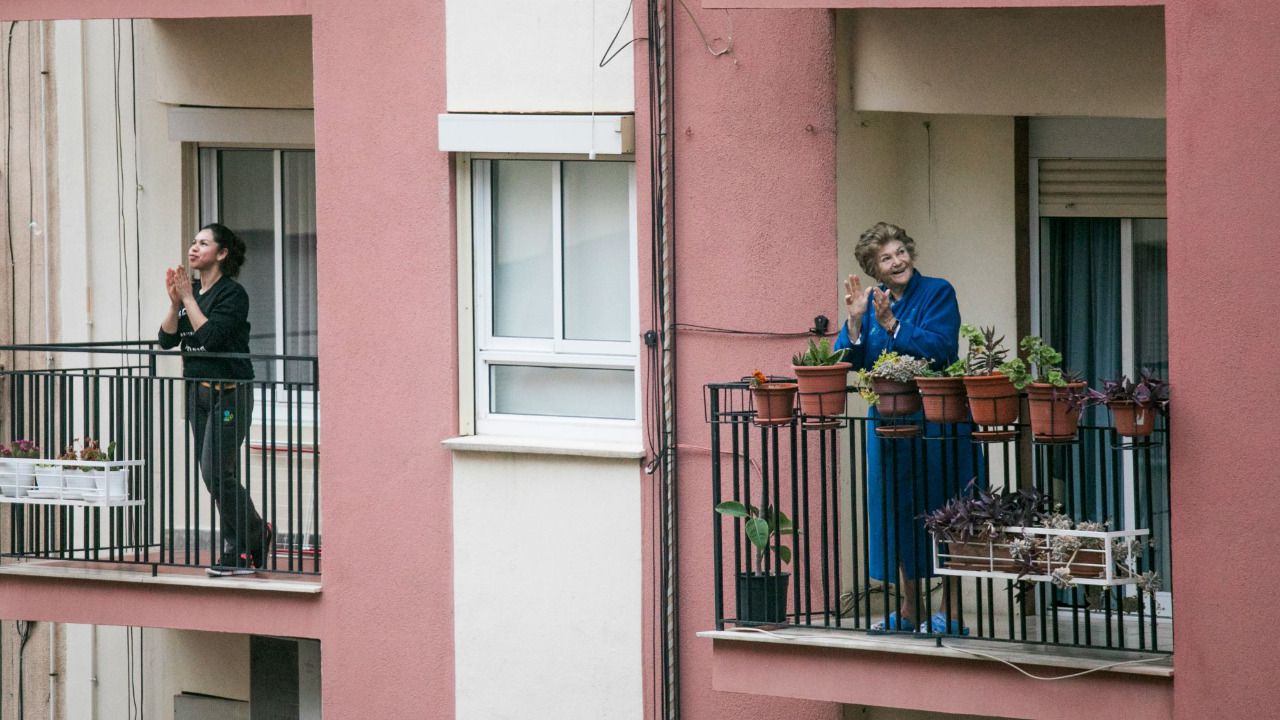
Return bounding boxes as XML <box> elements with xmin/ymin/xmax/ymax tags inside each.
<box><xmin>714</xmin><ymin>500</ymin><xmax>798</xmax><ymax>623</ymax></box>
<box><xmin>0</xmin><ymin>445</ymin><xmax>13</xmax><ymax>497</ymax></box>
<box><xmin>77</xmin><ymin>439</ymin><xmax>126</xmax><ymax>499</ymax></box>
<box><xmin>790</xmin><ymin>338</ymin><xmax>851</xmax><ymax>422</ymax></box>
<box><xmin>921</xmin><ymin>483</ymin><xmax>1047</xmax><ymax>571</ymax></box>
<box><xmin>1085</xmin><ymin>372</ymin><xmax>1169</xmax><ymax>438</ymax></box>
<box><xmin>35</xmin><ymin>446</ymin><xmax>74</xmax><ymax>494</ymax></box>
<box><xmin>1003</xmin><ymin>336</ymin><xmax>1088</xmax><ymax>442</ymax></box>
<box><xmin>748</xmin><ymin>370</ymin><xmax>797</xmax><ymax>426</ymax></box>
<box><xmin>915</xmin><ymin>361</ymin><xmax>969</xmax><ymax>425</ymax></box>
<box><xmin>5</xmin><ymin>440</ymin><xmax>39</xmax><ymax>498</ymax></box>
<box><xmin>956</xmin><ymin>324</ymin><xmax>1022</xmax><ymax>431</ymax></box>
<box><xmin>856</xmin><ymin>351</ymin><xmax>930</xmax><ymax>437</ymax></box>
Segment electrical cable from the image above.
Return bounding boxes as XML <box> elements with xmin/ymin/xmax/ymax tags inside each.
<box><xmin>113</xmin><ymin>19</ymin><xmax>130</xmax><ymax>341</ymax></box>
<box><xmin>131</xmin><ymin>20</ymin><xmax>142</xmax><ymax>342</ymax></box>
<box><xmin>598</xmin><ymin>0</ymin><xmax>647</xmax><ymax>69</ymax></box>
<box><xmin>674</xmin><ymin>322</ymin><xmax>828</xmax><ymax>337</ymax></box>
<box><xmin>26</xmin><ymin>21</ymin><xmax>34</xmax><ymax>346</ymax></box>
<box><xmin>722</xmin><ymin>626</ymin><xmax>1165</xmax><ymax>679</ymax></box>
<box><xmin>6</xmin><ymin>22</ymin><xmax>18</xmax><ymax>353</ymax></box>
<box><xmin>16</xmin><ymin>620</ymin><xmax>34</xmax><ymax>719</ymax></box>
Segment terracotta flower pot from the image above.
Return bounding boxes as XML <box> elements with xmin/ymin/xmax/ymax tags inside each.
<box><xmin>750</xmin><ymin>383</ymin><xmax>798</xmax><ymax>426</ymax></box>
<box><xmin>941</xmin><ymin>534</ymin><xmax>1020</xmax><ymax>572</ymax></box>
<box><xmin>1026</xmin><ymin>382</ymin><xmax>1086</xmax><ymax>441</ymax></box>
<box><xmin>871</xmin><ymin>378</ymin><xmax>921</xmax><ymax>418</ymax></box>
<box><xmin>792</xmin><ymin>363</ymin><xmax>851</xmax><ymax>421</ymax></box>
<box><xmin>962</xmin><ymin>374</ymin><xmax>1019</xmax><ymax>426</ymax></box>
<box><xmin>915</xmin><ymin>376</ymin><xmax>969</xmax><ymax>424</ymax></box>
<box><xmin>1109</xmin><ymin>400</ymin><xmax>1156</xmax><ymax>437</ymax></box>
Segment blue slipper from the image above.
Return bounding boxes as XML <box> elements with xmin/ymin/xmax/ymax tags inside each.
<box><xmin>921</xmin><ymin>612</ymin><xmax>969</xmax><ymax>636</ymax></box>
<box><xmin>870</xmin><ymin>612</ymin><xmax>917</xmax><ymax>633</ymax></box>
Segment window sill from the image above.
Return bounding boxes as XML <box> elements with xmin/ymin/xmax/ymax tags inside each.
<box><xmin>442</xmin><ymin>434</ymin><xmax>646</xmax><ymax>460</ymax></box>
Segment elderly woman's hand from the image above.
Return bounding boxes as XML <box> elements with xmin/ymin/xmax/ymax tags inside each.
<box><xmin>872</xmin><ymin>288</ymin><xmax>897</xmax><ymax>332</ymax></box>
<box><xmin>844</xmin><ymin>274</ymin><xmax>870</xmax><ymax>329</ymax></box>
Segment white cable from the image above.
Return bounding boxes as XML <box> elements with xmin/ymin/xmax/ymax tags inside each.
<box><xmin>938</xmin><ymin>641</ymin><xmax>1166</xmax><ymax>680</ymax></box>
<box><xmin>722</xmin><ymin>627</ymin><xmax>1167</xmax><ymax>680</ymax></box>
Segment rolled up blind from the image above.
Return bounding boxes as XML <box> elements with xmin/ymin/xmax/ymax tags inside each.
<box><xmin>1038</xmin><ymin>158</ymin><xmax>1166</xmax><ymax>218</ymax></box>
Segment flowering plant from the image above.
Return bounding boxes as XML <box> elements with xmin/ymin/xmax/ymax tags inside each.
<box><xmin>78</xmin><ymin>438</ymin><xmax>117</xmax><ymax>463</ymax></box>
<box><xmin>748</xmin><ymin>369</ymin><xmax>770</xmax><ymax>388</ymax></box>
<box><xmin>9</xmin><ymin>440</ymin><xmax>40</xmax><ymax>459</ymax></box>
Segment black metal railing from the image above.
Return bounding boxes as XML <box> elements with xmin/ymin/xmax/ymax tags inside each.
<box><xmin>0</xmin><ymin>342</ymin><xmax>320</xmax><ymax>575</ymax></box>
<box><xmin>706</xmin><ymin>379</ymin><xmax>1171</xmax><ymax>654</ymax></box>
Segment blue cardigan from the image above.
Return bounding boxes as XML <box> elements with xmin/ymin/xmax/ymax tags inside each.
<box><xmin>834</xmin><ymin>270</ymin><xmax>961</xmax><ymax>372</ymax></box>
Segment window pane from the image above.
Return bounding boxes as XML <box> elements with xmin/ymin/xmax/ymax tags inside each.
<box><xmin>283</xmin><ymin>151</ymin><xmax>318</xmax><ymax>384</ymax></box>
<box><xmin>210</xmin><ymin>149</ymin><xmax>277</xmax><ymax>381</ymax></box>
<box><xmin>492</xmin><ymin>161</ymin><xmax>553</xmax><ymax>338</ymax></box>
<box><xmin>562</xmin><ymin>161</ymin><xmax>630</xmax><ymax>341</ymax></box>
<box><xmin>490</xmin><ymin>365</ymin><xmax>634</xmax><ymax>420</ymax></box>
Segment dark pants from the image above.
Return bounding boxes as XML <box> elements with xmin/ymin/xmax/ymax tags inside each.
<box><xmin>189</xmin><ymin>383</ymin><xmax>263</xmax><ymax>560</ymax></box>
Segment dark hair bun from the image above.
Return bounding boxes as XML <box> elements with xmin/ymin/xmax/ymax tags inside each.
<box><xmin>202</xmin><ymin>222</ymin><xmax>247</xmax><ymax>278</ymax></box>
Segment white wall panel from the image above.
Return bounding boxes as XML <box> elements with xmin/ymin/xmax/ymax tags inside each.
<box><xmin>452</xmin><ymin>452</ymin><xmax>643</xmax><ymax>720</ymax></box>
<box><xmin>446</xmin><ymin>0</ymin><xmax>635</xmax><ymax>112</ymax></box>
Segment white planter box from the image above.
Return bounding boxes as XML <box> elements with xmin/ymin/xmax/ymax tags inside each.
<box><xmin>931</xmin><ymin>526</ymin><xmax>1151</xmax><ymax>587</ymax></box>
<box><xmin>0</xmin><ymin>457</ymin><xmax>141</xmax><ymax>505</ymax></box>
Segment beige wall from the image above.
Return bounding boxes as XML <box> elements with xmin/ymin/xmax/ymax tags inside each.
<box><xmin>837</xmin><ymin>110</ymin><xmax>1017</xmax><ymax>335</ymax></box>
<box><xmin>148</xmin><ymin>17</ymin><xmax>313</xmax><ymax>109</ymax></box>
<box><xmin>845</xmin><ymin>7</ymin><xmax>1164</xmax><ymax>118</ymax></box>
<box><xmin>446</xmin><ymin>0</ymin><xmax>634</xmax><ymax>112</ymax></box>
<box><xmin>64</xmin><ymin>625</ymin><xmax>250</xmax><ymax>720</ymax></box>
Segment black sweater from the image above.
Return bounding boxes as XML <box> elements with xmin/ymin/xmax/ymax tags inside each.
<box><xmin>158</xmin><ymin>277</ymin><xmax>255</xmax><ymax>381</ymax></box>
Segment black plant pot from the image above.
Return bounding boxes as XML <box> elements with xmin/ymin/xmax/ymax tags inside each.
<box><xmin>735</xmin><ymin>572</ymin><xmax>790</xmax><ymax>624</ymax></box>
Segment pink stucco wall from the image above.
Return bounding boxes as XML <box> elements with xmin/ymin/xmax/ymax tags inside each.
<box><xmin>2</xmin><ymin>0</ymin><xmax>1279</xmax><ymax>718</ymax></box>
<box><xmin>0</xmin><ymin>2</ymin><xmax>455</xmax><ymax>719</ymax></box>
<box><xmin>670</xmin><ymin>5</ymin><xmax>844</xmax><ymax>719</ymax></box>
<box><xmin>675</xmin><ymin>2</ymin><xmax>1278</xmax><ymax>720</ymax></box>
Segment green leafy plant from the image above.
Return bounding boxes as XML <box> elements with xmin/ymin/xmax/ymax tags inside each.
<box><xmin>1003</xmin><ymin>335</ymin><xmax>1075</xmax><ymax>390</ymax></box>
<box><xmin>855</xmin><ymin>351</ymin><xmax>931</xmax><ymax>405</ymax></box>
<box><xmin>958</xmin><ymin>324</ymin><xmax>1022</xmax><ymax>376</ymax></box>
<box><xmin>714</xmin><ymin>501</ymin><xmax>798</xmax><ymax>569</ymax></box>
<box><xmin>791</xmin><ymin>337</ymin><xmax>849</xmax><ymax>367</ymax></box>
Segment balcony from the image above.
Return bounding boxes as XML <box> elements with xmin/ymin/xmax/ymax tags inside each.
<box><xmin>0</xmin><ymin>342</ymin><xmax>319</xmax><ymax>588</ymax></box>
<box><xmin>702</xmin><ymin>378</ymin><xmax>1172</xmax><ymax>677</ymax></box>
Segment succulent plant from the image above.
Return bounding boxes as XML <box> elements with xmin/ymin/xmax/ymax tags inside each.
<box><xmin>791</xmin><ymin>337</ymin><xmax>849</xmax><ymax>367</ymax></box>
<box><xmin>855</xmin><ymin>351</ymin><xmax>931</xmax><ymax>405</ymax></box>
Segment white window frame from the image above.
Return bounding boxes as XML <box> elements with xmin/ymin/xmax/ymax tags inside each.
<box><xmin>463</xmin><ymin>153</ymin><xmax>641</xmax><ymax>443</ymax></box>
<box><xmin>195</xmin><ymin>144</ymin><xmax>319</xmax><ymax>427</ymax></box>
<box><xmin>1028</xmin><ymin>118</ymin><xmax>1169</xmax><ymax>616</ymax></box>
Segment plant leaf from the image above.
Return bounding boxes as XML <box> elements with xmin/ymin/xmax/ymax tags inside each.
<box><xmin>745</xmin><ymin>517</ymin><xmax>771</xmax><ymax>550</ymax></box>
<box><xmin>714</xmin><ymin>501</ymin><xmax>749</xmax><ymax>518</ymax></box>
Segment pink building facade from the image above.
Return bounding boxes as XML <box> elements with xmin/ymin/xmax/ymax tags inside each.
<box><xmin>0</xmin><ymin>0</ymin><xmax>1273</xmax><ymax>718</ymax></box>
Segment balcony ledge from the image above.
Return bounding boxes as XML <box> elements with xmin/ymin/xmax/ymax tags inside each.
<box><xmin>0</xmin><ymin>560</ymin><xmax>322</xmax><ymax>594</ymax></box>
<box><xmin>698</xmin><ymin>626</ymin><xmax>1173</xmax><ymax>678</ymax></box>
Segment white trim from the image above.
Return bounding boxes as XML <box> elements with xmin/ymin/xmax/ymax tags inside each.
<box><xmin>468</xmin><ymin>157</ymin><xmax>640</xmax><ymax>443</ymax></box>
<box><xmin>442</xmin><ymin>434</ymin><xmax>645</xmax><ymax>459</ymax></box>
<box><xmin>438</xmin><ymin>113</ymin><xmax>635</xmax><ymax>155</ymax></box>
<box><xmin>168</xmin><ymin>107</ymin><xmax>315</xmax><ymax>145</ymax></box>
<box><xmin>457</xmin><ymin>155</ymin><xmax>476</xmax><ymax>435</ymax></box>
